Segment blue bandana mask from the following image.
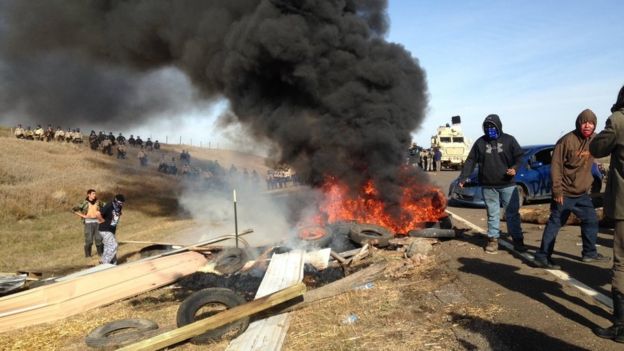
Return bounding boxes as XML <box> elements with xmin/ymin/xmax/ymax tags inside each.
<box><xmin>486</xmin><ymin>127</ymin><xmax>499</xmax><ymax>140</ymax></box>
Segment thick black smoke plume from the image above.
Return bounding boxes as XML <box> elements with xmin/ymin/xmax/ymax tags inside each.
<box><xmin>0</xmin><ymin>0</ymin><xmax>428</xmax><ymax>216</ymax></box>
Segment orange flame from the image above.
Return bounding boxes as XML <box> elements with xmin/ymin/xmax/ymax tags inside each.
<box><xmin>316</xmin><ymin>173</ymin><xmax>447</xmax><ymax>235</ymax></box>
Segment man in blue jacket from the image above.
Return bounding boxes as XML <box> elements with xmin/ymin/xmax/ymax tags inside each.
<box><xmin>458</xmin><ymin>114</ymin><xmax>525</xmax><ymax>254</ymax></box>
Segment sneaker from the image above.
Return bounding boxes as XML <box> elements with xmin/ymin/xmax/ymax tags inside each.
<box><xmin>582</xmin><ymin>253</ymin><xmax>611</xmax><ymax>263</ymax></box>
<box><xmin>533</xmin><ymin>256</ymin><xmax>561</xmax><ymax>270</ymax></box>
<box><xmin>485</xmin><ymin>238</ymin><xmax>498</xmax><ymax>254</ymax></box>
<box><xmin>512</xmin><ymin>239</ymin><xmax>528</xmax><ymax>253</ymax></box>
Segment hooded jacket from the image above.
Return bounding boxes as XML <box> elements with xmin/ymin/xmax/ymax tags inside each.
<box><xmin>550</xmin><ymin>109</ymin><xmax>597</xmax><ymax>198</ymax></box>
<box><xmin>459</xmin><ymin>114</ymin><xmax>524</xmax><ymax>187</ymax></box>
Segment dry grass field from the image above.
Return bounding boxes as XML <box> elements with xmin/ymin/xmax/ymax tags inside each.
<box><xmin>0</xmin><ymin>130</ymin><xmax>269</xmax><ymax>272</ymax></box>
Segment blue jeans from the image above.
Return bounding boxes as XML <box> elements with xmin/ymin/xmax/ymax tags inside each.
<box><xmin>535</xmin><ymin>194</ymin><xmax>598</xmax><ymax>259</ymax></box>
<box><xmin>482</xmin><ymin>185</ymin><xmax>523</xmax><ymax>240</ymax></box>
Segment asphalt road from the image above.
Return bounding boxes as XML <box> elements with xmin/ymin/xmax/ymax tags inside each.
<box><xmin>428</xmin><ymin>170</ymin><xmax>619</xmax><ymax>350</ymax></box>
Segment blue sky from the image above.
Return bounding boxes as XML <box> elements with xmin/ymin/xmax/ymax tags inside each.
<box><xmin>387</xmin><ymin>0</ymin><xmax>624</xmax><ymax>147</ymax></box>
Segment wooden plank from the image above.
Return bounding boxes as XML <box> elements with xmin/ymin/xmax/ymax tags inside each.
<box><xmin>118</xmin><ymin>282</ymin><xmax>306</xmax><ymax>351</ymax></box>
<box><xmin>0</xmin><ymin>251</ymin><xmax>207</xmax><ymax>332</ymax></box>
<box><xmin>0</xmin><ymin>252</ymin><xmax>203</xmax><ymax>313</ymax></box>
<box><xmin>226</xmin><ymin>250</ymin><xmax>305</xmax><ymax>351</ymax></box>
<box><xmin>304</xmin><ymin>248</ymin><xmax>331</xmax><ymax>270</ymax></box>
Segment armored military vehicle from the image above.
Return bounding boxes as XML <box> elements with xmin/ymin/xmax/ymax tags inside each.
<box><xmin>430</xmin><ymin>116</ymin><xmax>471</xmax><ymax>170</ymax></box>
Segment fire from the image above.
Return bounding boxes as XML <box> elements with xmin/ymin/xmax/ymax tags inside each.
<box><xmin>316</xmin><ymin>173</ymin><xmax>447</xmax><ymax>235</ymax></box>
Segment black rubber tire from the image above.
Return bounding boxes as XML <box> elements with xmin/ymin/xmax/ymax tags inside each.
<box><xmin>139</xmin><ymin>244</ymin><xmax>175</xmax><ymax>258</ymax></box>
<box><xmin>297</xmin><ymin>225</ymin><xmax>334</xmax><ymax>248</ymax></box>
<box><xmin>408</xmin><ymin>228</ymin><xmax>456</xmax><ymax>238</ymax></box>
<box><xmin>176</xmin><ymin>288</ymin><xmax>249</xmax><ymax>344</ymax></box>
<box><xmin>213</xmin><ymin>248</ymin><xmax>248</xmax><ymax>275</ymax></box>
<box><xmin>85</xmin><ymin>318</ymin><xmax>158</xmax><ymax>349</ymax></box>
<box><xmin>438</xmin><ymin>215</ymin><xmax>453</xmax><ymax>229</ymax></box>
<box><xmin>327</xmin><ymin>221</ymin><xmax>360</xmax><ymax>252</ymax></box>
<box><xmin>348</xmin><ymin>223</ymin><xmax>394</xmax><ymax>247</ymax></box>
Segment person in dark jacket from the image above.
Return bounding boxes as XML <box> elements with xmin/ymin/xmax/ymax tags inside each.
<box><xmin>96</xmin><ymin>194</ymin><xmax>125</xmax><ymax>265</ymax></box>
<box><xmin>590</xmin><ymin>84</ymin><xmax>624</xmax><ymax>343</ymax></box>
<box><xmin>534</xmin><ymin>109</ymin><xmax>610</xmax><ymax>269</ymax></box>
<box><xmin>458</xmin><ymin>114</ymin><xmax>525</xmax><ymax>254</ymax></box>
<box><xmin>433</xmin><ymin>148</ymin><xmax>442</xmax><ymax>171</ymax></box>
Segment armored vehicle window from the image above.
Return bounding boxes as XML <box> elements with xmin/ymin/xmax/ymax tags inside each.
<box><xmin>440</xmin><ymin>137</ymin><xmax>451</xmax><ymax>142</ymax></box>
<box><xmin>453</xmin><ymin>137</ymin><xmax>464</xmax><ymax>143</ymax></box>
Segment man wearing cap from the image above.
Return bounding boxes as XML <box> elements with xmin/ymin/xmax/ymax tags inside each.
<box><xmin>534</xmin><ymin>109</ymin><xmax>610</xmax><ymax>269</ymax></box>
<box><xmin>458</xmin><ymin>114</ymin><xmax>525</xmax><ymax>254</ymax></box>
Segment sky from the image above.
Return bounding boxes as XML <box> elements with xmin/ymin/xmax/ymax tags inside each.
<box><xmin>4</xmin><ymin>1</ymin><xmax>623</xmax><ymax>151</ymax></box>
<box><xmin>387</xmin><ymin>0</ymin><xmax>624</xmax><ymax>147</ymax></box>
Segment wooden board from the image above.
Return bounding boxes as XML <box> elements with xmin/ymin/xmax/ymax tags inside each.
<box><xmin>226</xmin><ymin>250</ymin><xmax>305</xmax><ymax>351</ymax></box>
<box><xmin>0</xmin><ymin>251</ymin><xmax>207</xmax><ymax>332</ymax></box>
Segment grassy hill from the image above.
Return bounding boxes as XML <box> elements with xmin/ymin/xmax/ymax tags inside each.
<box><xmin>0</xmin><ymin>132</ymin><xmax>269</xmax><ymax>272</ymax></box>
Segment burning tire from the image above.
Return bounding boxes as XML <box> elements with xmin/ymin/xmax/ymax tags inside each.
<box><xmin>85</xmin><ymin>318</ymin><xmax>159</xmax><ymax>348</ymax></box>
<box><xmin>348</xmin><ymin>224</ymin><xmax>394</xmax><ymax>247</ymax></box>
<box><xmin>213</xmin><ymin>248</ymin><xmax>249</xmax><ymax>275</ymax></box>
<box><xmin>297</xmin><ymin>225</ymin><xmax>334</xmax><ymax>248</ymax></box>
<box><xmin>176</xmin><ymin>288</ymin><xmax>249</xmax><ymax>344</ymax></box>
<box><xmin>327</xmin><ymin>221</ymin><xmax>360</xmax><ymax>252</ymax></box>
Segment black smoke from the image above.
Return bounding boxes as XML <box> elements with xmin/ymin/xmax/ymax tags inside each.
<box><xmin>0</xmin><ymin>0</ymin><xmax>429</xmax><ymax>217</ymax></box>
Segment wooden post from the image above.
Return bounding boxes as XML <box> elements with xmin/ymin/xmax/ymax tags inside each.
<box><xmin>118</xmin><ymin>282</ymin><xmax>306</xmax><ymax>351</ymax></box>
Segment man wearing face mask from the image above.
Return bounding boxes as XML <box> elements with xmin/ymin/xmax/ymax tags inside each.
<box><xmin>458</xmin><ymin>114</ymin><xmax>525</xmax><ymax>254</ymax></box>
<box><xmin>534</xmin><ymin>109</ymin><xmax>610</xmax><ymax>269</ymax></box>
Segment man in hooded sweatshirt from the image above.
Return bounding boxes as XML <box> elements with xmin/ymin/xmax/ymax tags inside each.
<box><xmin>590</xmin><ymin>84</ymin><xmax>624</xmax><ymax>343</ymax></box>
<box><xmin>458</xmin><ymin>114</ymin><xmax>525</xmax><ymax>254</ymax></box>
<box><xmin>96</xmin><ymin>194</ymin><xmax>125</xmax><ymax>265</ymax></box>
<box><xmin>534</xmin><ymin>109</ymin><xmax>610</xmax><ymax>269</ymax></box>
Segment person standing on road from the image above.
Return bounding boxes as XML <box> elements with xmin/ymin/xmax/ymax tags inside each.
<box><xmin>458</xmin><ymin>114</ymin><xmax>525</xmax><ymax>254</ymax></box>
<box><xmin>433</xmin><ymin>147</ymin><xmax>442</xmax><ymax>172</ymax></box>
<box><xmin>590</xmin><ymin>84</ymin><xmax>624</xmax><ymax>343</ymax></box>
<box><xmin>534</xmin><ymin>109</ymin><xmax>610</xmax><ymax>269</ymax></box>
<box><xmin>426</xmin><ymin>148</ymin><xmax>434</xmax><ymax>171</ymax></box>
<box><xmin>96</xmin><ymin>194</ymin><xmax>125</xmax><ymax>265</ymax></box>
<box><xmin>72</xmin><ymin>189</ymin><xmax>105</xmax><ymax>258</ymax></box>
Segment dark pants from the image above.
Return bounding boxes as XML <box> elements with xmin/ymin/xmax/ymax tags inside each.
<box><xmin>535</xmin><ymin>194</ymin><xmax>598</xmax><ymax>259</ymax></box>
<box><xmin>614</xmin><ymin>220</ymin><xmax>624</xmax><ymax>293</ymax></box>
<box><xmin>84</xmin><ymin>221</ymin><xmax>103</xmax><ymax>257</ymax></box>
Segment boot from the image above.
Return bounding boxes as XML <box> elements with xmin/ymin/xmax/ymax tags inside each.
<box><xmin>96</xmin><ymin>244</ymin><xmax>104</xmax><ymax>256</ymax></box>
<box><xmin>594</xmin><ymin>289</ymin><xmax>624</xmax><ymax>342</ymax></box>
<box><xmin>84</xmin><ymin>245</ymin><xmax>92</xmax><ymax>258</ymax></box>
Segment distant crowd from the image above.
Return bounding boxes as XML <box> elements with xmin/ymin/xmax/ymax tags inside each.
<box><xmin>407</xmin><ymin>143</ymin><xmax>443</xmax><ymax>172</ymax></box>
<box><xmin>14</xmin><ymin>124</ymin><xmax>85</xmax><ymax>143</ymax></box>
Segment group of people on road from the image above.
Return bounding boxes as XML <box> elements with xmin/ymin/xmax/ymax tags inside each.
<box><xmin>407</xmin><ymin>144</ymin><xmax>443</xmax><ymax>171</ymax></box>
<box><xmin>456</xmin><ymin>84</ymin><xmax>624</xmax><ymax>343</ymax></box>
<box><xmin>72</xmin><ymin>189</ymin><xmax>126</xmax><ymax>265</ymax></box>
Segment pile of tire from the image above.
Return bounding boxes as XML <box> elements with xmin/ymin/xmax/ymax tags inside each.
<box><xmin>295</xmin><ymin>221</ymin><xmax>395</xmax><ymax>250</ymax></box>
